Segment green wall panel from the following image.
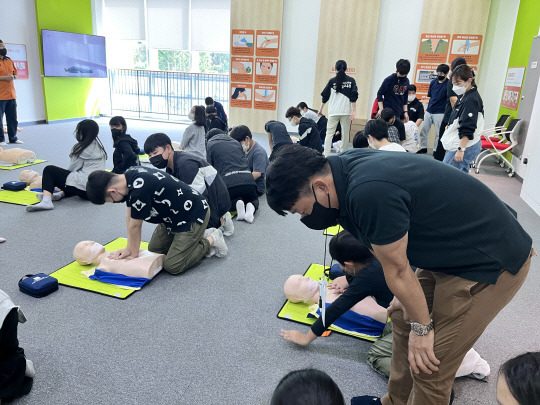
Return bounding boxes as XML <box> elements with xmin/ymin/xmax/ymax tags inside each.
<box><xmin>35</xmin><ymin>0</ymin><xmax>98</xmax><ymax>121</ymax></box>
<box><xmin>498</xmin><ymin>0</ymin><xmax>540</xmax><ymax>120</ymax></box>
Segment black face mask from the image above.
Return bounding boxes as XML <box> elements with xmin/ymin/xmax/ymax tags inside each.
<box><xmin>149</xmin><ymin>153</ymin><xmax>168</xmax><ymax>169</ymax></box>
<box><xmin>0</xmin><ymin>49</ymin><xmax>6</xmax><ymax>57</ymax></box>
<box><xmin>438</xmin><ymin>75</ymin><xmax>446</xmax><ymax>81</ymax></box>
<box><xmin>111</xmin><ymin>128</ymin><xmax>123</xmax><ymax>139</ymax></box>
<box><xmin>300</xmin><ymin>186</ymin><xmax>339</xmax><ymax>230</ymax></box>
<box><xmin>111</xmin><ymin>191</ymin><xmax>128</xmax><ymax>203</ymax></box>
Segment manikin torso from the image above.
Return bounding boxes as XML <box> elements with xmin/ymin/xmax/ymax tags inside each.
<box><xmin>284</xmin><ymin>275</ymin><xmax>388</xmax><ymax>324</ymax></box>
<box><xmin>0</xmin><ymin>147</ymin><xmax>36</xmax><ymax>164</ymax></box>
<box><xmin>73</xmin><ymin>241</ymin><xmax>165</xmax><ymax>279</ymax></box>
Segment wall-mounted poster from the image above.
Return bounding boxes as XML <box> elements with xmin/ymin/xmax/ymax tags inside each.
<box><xmin>5</xmin><ymin>43</ymin><xmax>29</xmax><ymax>79</ymax></box>
<box><xmin>254</xmin><ymin>84</ymin><xmax>277</xmax><ymax>110</ymax></box>
<box><xmin>231</xmin><ymin>30</ymin><xmax>254</xmax><ymax>56</ymax></box>
<box><xmin>449</xmin><ymin>34</ymin><xmax>483</xmax><ymax>65</ymax></box>
<box><xmin>230</xmin><ymin>83</ymin><xmax>252</xmax><ymax>108</ymax></box>
<box><xmin>231</xmin><ymin>57</ymin><xmax>253</xmax><ymax>82</ymax></box>
<box><xmin>256</xmin><ymin>30</ymin><xmax>280</xmax><ymax>57</ymax></box>
<box><xmin>417</xmin><ymin>34</ymin><xmax>449</xmax><ymax>64</ymax></box>
<box><xmin>255</xmin><ymin>58</ymin><xmax>278</xmax><ymax>84</ymax></box>
<box><xmin>414</xmin><ymin>64</ymin><xmax>439</xmax><ymax>95</ymax></box>
<box><xmin>501</xmin><ymin>67</ymin><xmax>526</xmax><ymax>110</ymax></box>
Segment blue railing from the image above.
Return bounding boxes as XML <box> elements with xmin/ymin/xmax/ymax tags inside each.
<box><xmin>107</xmin><ymin>68</ymin><xmax>230</xmax><ymax>121</ymax></box>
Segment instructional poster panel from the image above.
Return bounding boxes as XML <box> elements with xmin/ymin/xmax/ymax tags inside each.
<box><xmin>5</xmin><ymin>43</ymin><xmax>29</xmax><ymax>79</ymax></box>
<box><xmin>449</xmin><ymin>34</ymin><xmax>483</xmax><ymax>65</ymax></box>
<box><xmin>255</xmin><ymin>58</ymin><xmax>278</xmax><ymax>84</ymax></box>
<box><xmin>414</xmin><ymin>64</ymin><xmax>439</xmax><ymax>95</ymax></box>
<box><xmin>256</xmin><ymin>30</ymin><xmax>280</xmax><ymax>57</ymax></box>
<box><xmin>231</xmin><ymin>57</ymin><xmax>253</xmax><ymax>82</ymax></box>
<box><xmin>231</xmin><ymin>30</ymin><xmax>254</xmax><ymax>56</ymax></box>
<box><xmin>254</xmin><ymin>84</ymin><xmax>277</xmax><ymax>110</ymax></box>
<box><xmin>417</xmin><ymin>34</ymin><xmax>449</xmax><ymax>64</ymax></box>
<box><xmin>501</xmin><ymin>67</ymin><xmax>526</xmax><ymax>110</ymax></box>
<box><xmin>230</xmin><ymin>83</ymin><xmax>252</xmax><ymax>108</ymax></box>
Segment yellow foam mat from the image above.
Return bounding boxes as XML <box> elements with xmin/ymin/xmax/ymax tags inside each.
<box><xmin>0</xmin><ymin>189</ymin><xmax>39</xmax><ymax>206</ymax></box>
<box><xmin>50</xmin><ymin>238</ymin><xmax>152</xmax><ymax>300</ymax></box>
<box><xmin>277</xmin><ymin>263</ymin><xmax>377</xmax><ymax>342</ymax></box>
<box><xmin>0</xmin><ymin>159</ymin><xmax>46</xmax><ymax>170</ymax></box>
<box><xmin>324</xmin><ymin>225</ymin><xmax>343</xmax><ymax>236</ymax></box>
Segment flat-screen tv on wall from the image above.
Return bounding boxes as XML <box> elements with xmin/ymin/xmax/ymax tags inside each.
<box><xmin>42</xmin><ymin>29</ymin><xmax>107</xmax><ymax>78</ymax></box>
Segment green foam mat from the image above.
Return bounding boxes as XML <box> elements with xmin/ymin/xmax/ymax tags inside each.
<box><xmin>0</xmin><ymin>189</ymin><xmax>39</xmax><ymax>206</ymax></box>
<box><xmin>50</xmin><ymin>238</ymin><xmax>153</xmax><ymax>300</ymax></box>
<box><xmin>0</xmin><ymin>159</ymin><xmax>46</xmax><ymax>170</ymax></box>
<box><xmin>323</xmin><ymin>225</ymin><xmax>343</xmax><ymax>236</ymax></box>
<box><xmin>277</xmin><ymin>263</ymin><xmax>378</xmax><ymax>342</ymax></box>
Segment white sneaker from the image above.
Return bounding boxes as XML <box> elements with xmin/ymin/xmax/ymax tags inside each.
<box><xmin>236</xmin><ymin>200</ymin><xmax>246</xmax><ymax>221</ymax></box>
<box><xmin>11</xmin><ymin>140</ymin><xmax>24</xmax><ymax>144</ymax></box>
<box><xmin>210</xmin><ymin>228</ymin><xmax>228</xmax><ymax>257</ymax></box>
<box><xmin>25</xmin><ymin>359</ymin><xmax>35</xmax><ymax>378</ymax></box>
<box><xmin>222</xmin><ymin>211</ymin><xmax>234</xmax><ymax>236</ymax></box>
<box><xmin>0</xmin><ymin>141</ymin><xmax>7</xmax><ymax>146</ymax></box>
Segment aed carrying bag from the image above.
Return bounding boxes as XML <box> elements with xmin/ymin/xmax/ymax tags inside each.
<box><xmin>18</xmin><ymin>274</ymin><xmax>58</xmax><ymax>298</ymax></box>
<box><xmin>2</xmin><ymin>181</ymin><xmax>27</xmax><ymax>191</ymax></box>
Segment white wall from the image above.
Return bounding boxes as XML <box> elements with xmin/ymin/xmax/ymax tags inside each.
<box><xmin>477</xmin><ymin>0</ymin><xmax>520</xmax><ymax>126</ymax></box>
<box><xmin>3</xmin><ymin>0</ymin><xmax>45</xmax><ymax>123</ymax></box>
<box><xmin>278</xmin><ymin>0</ymin><xmax>321</xmax><ymax>131</ymax></box>
<box><xmin>520</xmin><ymin>74</ymin><xmax>540</xmax><ymax>214</ymax></box>
<box><xmin>368</xmin><ymin>0</ymin><xmax>423</xmax><ymax>118</ymax></box>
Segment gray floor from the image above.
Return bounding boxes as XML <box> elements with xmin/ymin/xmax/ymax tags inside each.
<box><xmin>1</xmin><ymin>118</ymin><xmax>538</xmax><ymax>404</ymax></box>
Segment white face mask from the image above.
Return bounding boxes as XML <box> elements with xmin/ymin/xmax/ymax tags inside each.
<box><xmin>188</xmin><ymin>112</ymin><xmax>195</xmax><ymax>120</ymax></box>
<box><xmin>289</xmin><ymin>119</ymin><xmax>298</xmax><ymax>127</ymax></box>
<box><xmin>300</xmin><ymin>110</ymin><xmax>305</xmax><ymax>116</ymax></box>
<box><xmin>452</xmin><ymin>85</ymin><xmax>467</xmax><ymax>96</ymax></box>
<box><xmin>367</xmin><ymin>137</ymin><xmax>377</xmax><ymax>149</ymax></box>
<box><xmin>242</xmin><ymin>142</ymin><xmax>250</xmax><ymax>153</ymax></box>
<box><xmin>407</xmin><ymin>94</ymin><xmax>415</xmax><ymax>102</ymax></box>
<box><xmin>86</xmin><ymin>242</ymin><xmax>105</xmax><ymax>264</ymax></box>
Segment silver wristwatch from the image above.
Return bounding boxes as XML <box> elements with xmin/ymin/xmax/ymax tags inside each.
<box><xmin>410</xmin><ymin>319</ymin><xmax>433</xmax><ymax>336</ymax></box>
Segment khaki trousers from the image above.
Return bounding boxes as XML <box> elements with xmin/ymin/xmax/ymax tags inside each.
<box><xmin>148</xmin><ymin>210</ymin><xmax>211</xmax><ymax>275</ymax></box>
<box><xmin>324</xmin><ymin>114</ymin><xmax>351</xmax><ymax>156</ymax></box>
<box><xmin>381</xmin><ymin>249</ymin><xmax>534</xmax><ymax>405</ymax></box>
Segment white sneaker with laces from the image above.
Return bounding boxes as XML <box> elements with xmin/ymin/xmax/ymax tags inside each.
<box><xmin>11</xmin><ymin>140</ymin><xmax>24</xmax><ymax>144</ymax></box>
<box><xmin>221</xmin><ymin>211</ymin><xmax>234</xmax><ymax>236</ymax></box>
<box><xmin>0</xmin><ymin>141</ymin><xmax>7</xmax><ymax>147</ymax></box>
<box><xmin>210</xmin><ymin>228</ymin><xmax>228</xmax><ymax>257</ymax></box>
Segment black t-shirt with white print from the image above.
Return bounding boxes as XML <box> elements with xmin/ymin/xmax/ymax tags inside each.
<box><xmin>124</xmin><ymin>166</ymin><xmax>209</xmax><ymax>233</ymax></box>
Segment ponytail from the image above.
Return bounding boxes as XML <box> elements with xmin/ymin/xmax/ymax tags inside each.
<box><xmin>335</xmin><ymin>60</ymin><xmax>347</xmax><ymax>94</ymax></box>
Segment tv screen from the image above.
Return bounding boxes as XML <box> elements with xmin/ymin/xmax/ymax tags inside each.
<box><xmin>42</xmin><ymin>29</ymin><xmax>107</xmax><ymax>78</ymax></box>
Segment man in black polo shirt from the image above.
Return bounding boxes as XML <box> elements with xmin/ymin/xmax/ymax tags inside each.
<box><xmin>86</xmin><ymin>166</ymin><xmax>228</xmax><ymax>274</ymax></box>
<box><xmin>265</xmin><ymin>145</ymin><xmax>533</xmax><ymax>405</ymax></box>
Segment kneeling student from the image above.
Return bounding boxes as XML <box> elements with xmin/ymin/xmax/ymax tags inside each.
<box><xmin>86</xmin><ymin>166</ymin><xmax>228</xmax><ymax>275</ymax></box>
<box><xmin>206</xmin><ymin>129</ymin><xmax>259</xmax><ymax>223</ymax></box>
<box><xmin>230</xmin><ymin>125</ymin><xmax>269</xmax><ymax>196</ymax></box>
<box><xmin>144</xmin><ymin>132</ymin><xmax>233</xmax><ymax>236</ymax></box>
<box><xmin>109</xmin><ymin>116</ymin><xmax>140</xmax><ymax>174</ymax></box>
<box><xmin>364</xmin><ymin>119</ymin><xmax>406</xmax><ymax>152</ymax></box>
<box><xmin>285</xmin><ymin>106</ymin><xmax>323</xmax><ymax>153</ymax></box>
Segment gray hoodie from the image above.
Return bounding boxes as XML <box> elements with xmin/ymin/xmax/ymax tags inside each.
<box><xmin>66</xmin><ymin>140</ymin><xmax>107</xmax><ymax>190</ymax></box>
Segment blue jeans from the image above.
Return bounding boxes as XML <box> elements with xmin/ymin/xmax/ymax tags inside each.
<box><xmin>0</xmin><ymin>99</ymin><xmax>18</xmax><ymax>143</ymax></box>
<box><xmin>443</xmin><ymin>141</ymin><xmax>482</xmax><ymax>173</ymax></box>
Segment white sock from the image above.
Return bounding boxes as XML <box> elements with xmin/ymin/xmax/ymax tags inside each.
<box><xmin>25</xmin><ymin>359</ymin><xmax>35</xmax><ymax>378</ymax></box>
<box><xmin>244</xmin><ymin>202</ymin><xmax>255</xmax><ymax>223</ymax></box>
<box><xmin>236</xmin><ymin>200</ymin><xmax>246</xmax><ymax>221</ymax></box>
<box><xmin>37</xmin><ymin>191</ymin><xmax>64</xmax><ymax>201</ymax></box>
<box><xmin>26</xmin><ymin>195</ymin><xmax>54</xmax><ymax>212</ymax></box>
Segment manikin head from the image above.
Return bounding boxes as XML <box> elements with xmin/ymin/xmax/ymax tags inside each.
<box><xmin>73</xmin><ymin>241</ymin><xmax>106</xmax><ymax>265</ymax></box>
<box><xmin>283</xmin><ymin>275</ymin><xmax>319</xmax><ymax>303</ymax></box>
<box><xmin>19</xmin><ymin>169</ymin><xmax>40</xmax><ymax>184</ymax></box>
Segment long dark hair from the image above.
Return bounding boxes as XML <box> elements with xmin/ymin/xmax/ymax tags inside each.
<box><xmin>334</xmin><ymin>60</ymin><xmax>347</xmax><ymax>94</ymax></box>
<box><xmin>499</xmin><ymin>352</ymin><xmax>540</xmax><ymax>405</ymax></box>
<box><xmin>297</xmin><ymin>101</ymin><xmax>318</xmax><ymax>114</ymax></box>
<box><xmin>193</xmin><ymin>105</ymin><xmax>206</xmax><ymax>127</ymax></box>
<box><xmin>329</xmin><ymin>230</ymin><xmax>373</xmax><ymax>265</ymax></box>
<box><xmin>271</xmin><ymin>369</ymin><xmax>345</xmax><ymax>405</ymax></box>
<box><xmin>71</xmin><ymin>119</ymin><xmax>107</xmax><ymax>159</ymax></box>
